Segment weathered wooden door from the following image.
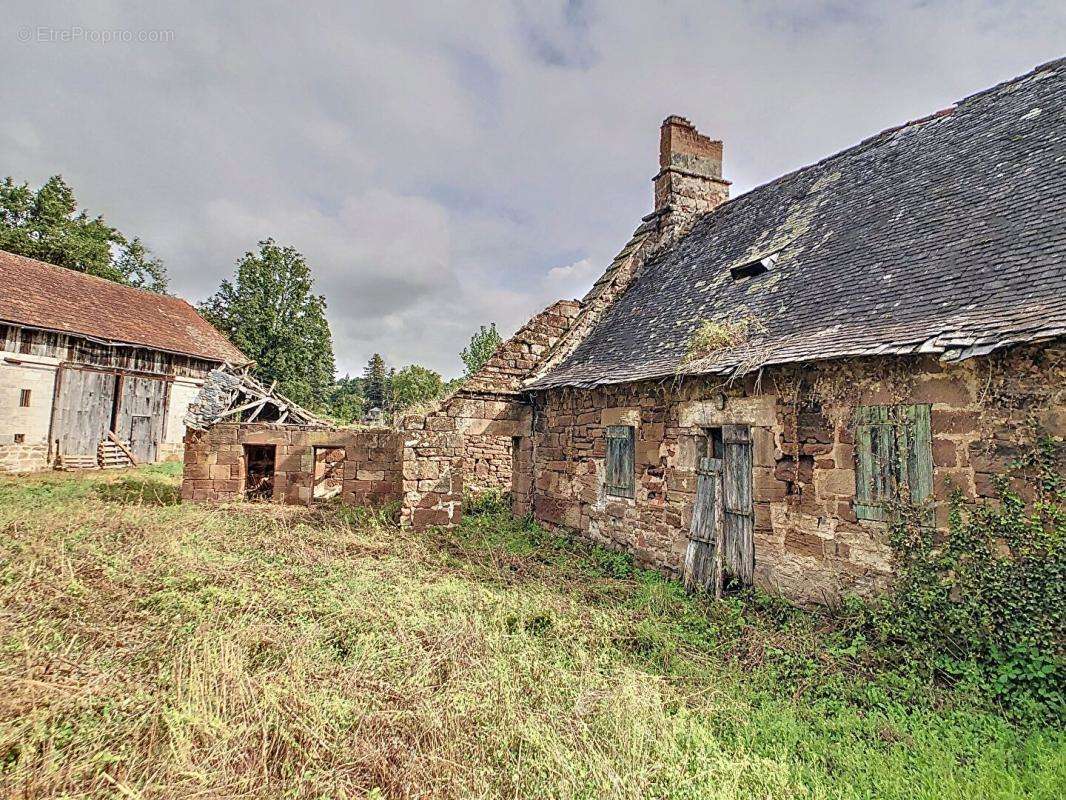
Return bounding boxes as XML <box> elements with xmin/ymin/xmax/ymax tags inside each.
<box><xmin>129</xmin><ymin>416</ymin><xmax>153</xmax><ymax>462</ymax></box>
<box><xmin>722</xmin><ymin>424</ymin><xmax>754</xmax><ymax>587</ymax></box>
<box><xmin>115</xmin><ymin>376</ymin><xmax>168</xmax><ymax>463</ymax></box>
<box><xmin>52</xmin><ymin>368</ymin><xmax>117</xmax><ymax>458</ymax></box>
<box><xmin>683</xmin><ymin>455</ymin><xmax>722</xmax><ymax>593</ymax></box>
<box><xmin>683</xmin><ymin>424</ymin><xmax>754</xmax><ymax>592</ymax></box>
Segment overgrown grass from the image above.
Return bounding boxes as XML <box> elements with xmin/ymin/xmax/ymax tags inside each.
<box><xmin>0</xmin><ymin>466</ymin><xmax>1062</xmax><ymax>798</ymax></box>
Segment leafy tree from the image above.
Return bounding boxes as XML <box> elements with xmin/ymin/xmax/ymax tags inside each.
<box><xmin>326</xmin><ymin>375</ymin><xmax>364</xmax><ymax>424</ymax></box>
<box><xmin>363</xmin><ymin>354</ymin><xmax>388</xmax><ymax>411</ymax></box>
<box><xmin>0</xmin><ymin>175</ymin><xmax>167</xmax><ymax>292</ymax></box>
<box><xmin>460</xmin><ymin>323</ymin><xmax>502</xmax><ymax>377</ymax></box>
<box><xmin>392</xmin><ymin>364</ymin><xmax>445</xmax><ymax>410</ymax></box>
<box><xmin>200</xmin><ymin>239</ymin><xmax>335</xmax><ymax>408</ymax></box>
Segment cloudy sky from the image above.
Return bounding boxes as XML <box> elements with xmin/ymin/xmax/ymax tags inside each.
<box><xmin>3</xmin><ymin>2</ymin><xmax>1064</xmax><ymax>378</ymax></box>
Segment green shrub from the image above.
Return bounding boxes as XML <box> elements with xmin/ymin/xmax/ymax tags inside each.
<box><xmin>464</xmin><ymin>490</ymin><xmax>510</xmax><ymax>516</ymax></box>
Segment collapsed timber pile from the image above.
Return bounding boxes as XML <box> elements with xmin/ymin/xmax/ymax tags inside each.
<box><xmin>184</xmin><ymin>365</ymin><xmax>328</xmax><ymax>431</ymax></box>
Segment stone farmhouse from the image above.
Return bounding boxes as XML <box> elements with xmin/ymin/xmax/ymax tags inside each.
<box><xmin>183</xmin><ymin>59</ymin><xmax>1065</xmax><ymax>604</ymax></box>
<box><xmin>0</xmin><ymin>250</ymin><xmax>247</xmax><ymax>472</ymax></box>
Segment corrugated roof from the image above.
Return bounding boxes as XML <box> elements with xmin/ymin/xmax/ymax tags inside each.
<box><xmin>530</xmin><ymin>58</ymin><xmax>1066</xmax><ymax>390</ymax></box>
<box><xmin>0</xmin><ymin>249</ymin><xmax>247</xmax><ymax>364</ymax></box>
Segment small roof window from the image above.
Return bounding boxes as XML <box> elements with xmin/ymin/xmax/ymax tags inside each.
<box><xmin>730</xmin><ymin>252</ymin><xmax>779</xmax><ymax>281</ymax></box>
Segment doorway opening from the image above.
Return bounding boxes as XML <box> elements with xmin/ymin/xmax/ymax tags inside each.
<box><xmin>244</xmin><ymin>444</ymin><xmax>277</xmax><ymax>499</ymax></box>
<box><xmin>684</xmin><ymin>424</ymin><xmax>754</xmax><ymax>595</ymax></box>
<box><xmin>312</xmin><ymin>446</ymin><xmax>346</xmax><ymax>501</ymax></box>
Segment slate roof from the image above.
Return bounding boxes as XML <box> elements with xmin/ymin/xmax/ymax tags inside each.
<box><xmin>530</xmin><ymin>58</ymin><xmax>1066</xmax><ymax>390</ymax></box>
<box><xmin>0</xmin><ymin>249</ymin><xmax>247</xmax><ymax>364</ymax></box>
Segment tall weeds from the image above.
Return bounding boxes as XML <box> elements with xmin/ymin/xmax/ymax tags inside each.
<box><xmin>0</xmin><ymin>466</ymin><xmax>1061</xmax><ymax>799</ymax></box>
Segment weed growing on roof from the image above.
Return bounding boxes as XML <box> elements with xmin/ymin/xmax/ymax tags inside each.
<box><xmin>684</xmin><ymin>310</ymin><xmax>768</xmax><ymax>368</ymax></box>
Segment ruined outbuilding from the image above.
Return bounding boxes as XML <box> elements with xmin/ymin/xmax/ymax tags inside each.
<box><xmin>181</xmin><ymin>59</ymin><xmax>1065</xmax><ymax>599</ymax></box>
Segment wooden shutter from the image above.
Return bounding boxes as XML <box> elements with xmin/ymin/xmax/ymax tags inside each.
<box><xmin>899</xmin><ymin>404</ymin><xmax>933</xmax><ymax>513</ymax></box>
<box><xmin>605</xmin><ymin>425</ymin><xmax>635</xmax><ymax>498</ymax></box>
<box><xmin>854</xmin><ymin>404</ymin><xmax>932</xmax><ymax>521</ymax></box>
<box><xmin>855</xmin><ymin>405</ymin><xmax>890</xmax><ymax>521</ymax></box>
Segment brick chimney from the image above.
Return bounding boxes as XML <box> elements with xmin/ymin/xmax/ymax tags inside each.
<box><xmin>652</xmin><ymin>116</ymin><xmax>729</xmax><ymax>229</ymax></box>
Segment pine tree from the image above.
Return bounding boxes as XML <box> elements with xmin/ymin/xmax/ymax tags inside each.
<box><xmin>363</xmin><ymin>354</ymin><xmax>388</xmax><ymax>411</ymax></box>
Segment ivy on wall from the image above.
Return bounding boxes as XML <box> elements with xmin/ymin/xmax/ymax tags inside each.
<box><xmin>880</xmin><ymin>436</ymin><xmax>1063</xmax><ymax>718</ymax></box>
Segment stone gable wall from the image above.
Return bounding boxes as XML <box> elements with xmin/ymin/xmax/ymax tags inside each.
<box><xmin>527</xmin><ymin>344</ymin><xmax>1064</xmax><ymax>605</ymax></box>
<box><xmin>406</xmin><ymin>297</ymin><xmax>583</xmax><ymax>499</ymax></box>
<box><xmin>463</xmin><ymin>300</ymin><xmax>582</xmax><ymax>396</ymax></box>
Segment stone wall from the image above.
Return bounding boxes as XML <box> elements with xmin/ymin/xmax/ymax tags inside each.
<box><xmin>399</xmin><ymin>429</ymin><xmax>464</xmax><ymax>529</ymax></box>
<box><xmin>463</xmin><ymin>300</ymin><xmax>582</xmax><ymax>395</ymax></box>
<box><xmin>182</xmin><ymin>423</ymin><xmax>403</xmax><ymax>509</ymax></box>
<box><xmin>405</xmin><ymin>396</ymin><xmax>531</xmax><ymax>495</ymax></box>
<box><xmin>408</xmin><ymin>299</ymin><xmax>581</xmax><ymax>499</ymax></box>
<box><xmin>0</xmin><ymin>354</ymin><xmax>58</xmax><ymax>473</ymax></box>
<box><xmin>526</xmin><ymin>344</ymin><xmax>1064</xmax><ymax>605</ymax></box>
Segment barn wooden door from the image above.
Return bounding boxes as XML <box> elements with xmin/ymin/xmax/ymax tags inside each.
<box><xmin>52</xmin><ymin>368</ymin><xmax>118</xmax><ymax>459</ymax></box>
<box><xmin>683</xmin><ymin>424</ymin><xmax>754</xmax><ymax>592</ymax></box>
<box><xmin>115</xmin><ymin>376</ymin><xmax>168</xmax><ymax>463</ymax></box>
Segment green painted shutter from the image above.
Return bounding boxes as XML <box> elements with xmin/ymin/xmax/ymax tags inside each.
<box><xmin>855</xmin><ymin>405</ymin><xmax>890</xmax><ymax>521</ymax></box>
<box><xmin>904</xmin><ymin>404</ymin><xmax>933</xmax><ymax>504</ymax></box>
<box><xmin>854</xmin><ymin>404</ymin><xmax>933</xmax><ymax>522</ymax></box>
<box><xmin>900</xmin><ymin>404</ymin><xmax>934</xmax><ymax>525</ymax></box>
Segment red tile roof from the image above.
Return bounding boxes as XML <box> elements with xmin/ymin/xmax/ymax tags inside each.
<box><xmin>0</xmin><ymin>249</ymin><xmax>247</xmax><ymax>364</ymax></box>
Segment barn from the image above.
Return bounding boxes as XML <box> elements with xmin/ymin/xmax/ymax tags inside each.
<box><xmin>0</xmin><ymin>249</ymin><xmax>247</xmax><ymax>472</ymax></box>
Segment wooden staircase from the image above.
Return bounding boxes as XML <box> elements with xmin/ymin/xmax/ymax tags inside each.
<box><xmin>98</xmin><ymin>437</ymin><xmax>135</xmax><ymax>469</ymax></box>
<box><xmin>56</xmin><ymin>432</ymin><xmax>139</xmax><ymax>471</ymax></box>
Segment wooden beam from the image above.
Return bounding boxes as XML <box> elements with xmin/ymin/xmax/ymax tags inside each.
<box><xmin>107</xmin><ymin>432</ymin><xmax>138</xmax><ymax>467</ymax></box>
<box><xmin>245</xmin><ymin>398</ymin><xmax>269</xmax><ymax>422</ymax></box>
<box><xmin>219</xmin><ymin>398</ymin><xmax>269</xmax><ymax>419</ymax></box>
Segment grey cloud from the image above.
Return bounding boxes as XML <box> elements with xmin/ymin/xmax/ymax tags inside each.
<box><xmin>2</xmin><ymin>1</ymin><xmax>1064</xmax><ymax>379</ymax></box>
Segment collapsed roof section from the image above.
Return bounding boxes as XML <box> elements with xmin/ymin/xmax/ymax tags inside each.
<box><xmin>184</xmin><ymin>365</ymin><xmax>328</xmax><ymax>430</ymax></box>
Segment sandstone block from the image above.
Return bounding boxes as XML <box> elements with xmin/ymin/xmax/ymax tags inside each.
<box><xmin>931</xmin><ymin>410</ymin><xmax>980</xmax><ymax>435</ymax></box>
<box><xmin>911</xmin><ymin>376</ymin><xmax>974</xmax><ymax>408</ymax></box>
<box><xmin>931</xmin><ymin>438</ymin><xmax>958</xmax><ymax>467</ymax></box>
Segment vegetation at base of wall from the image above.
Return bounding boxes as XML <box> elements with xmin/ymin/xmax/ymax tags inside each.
<box><xmin>0</xmin><ymin>174</ymin><xmax>168</xmax><ymax>292</ymax></box>
<box><xmin>874</xmin><ymin>437</ymin><xmax>1064</xmax><ymax>720</ymax></box>
<box><xmin>463</xmin><ymin>488</ymin><xmax>510</xmax><ymax>516</ymax></box>
<box><xmin>2</xmin><ymin>466</ymin><xmax>1061</xmax><ymax>799</ymax></box>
